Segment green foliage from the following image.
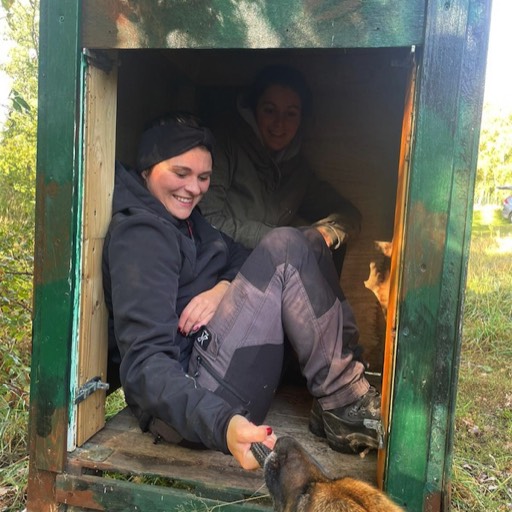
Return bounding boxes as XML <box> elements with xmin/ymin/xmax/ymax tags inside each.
<box><xmin>105</xmin><ymin>388</ymin><xmax>127</xmax><ymax>421</ymax></box>
<box><xmin>10</xmin><ymin>88</ymin><xmax>32</xmax><ymax>114</ymax></box>
<box><xmin>0</xmin><ymin>0</ymin><xmax>38</xmax><ymax>349</ymax></box>
<box><xmin>0</xmin><ymin>0</ymin><xmax>39</xmax><ymax>219</ymax></box>
<box><xmin>0</xmin><ymin>1</ymin><xmax>38</xmax><ymax>510</ymax></box>
<box><xmin>0</xmin><ymin>216</ymin><xmax>33</xmax><ymax>340</ymax></box>
<box><xmin>0</xmin><ymin>212</ymin><xmax>33</xmax><ymax>512</ymax></box>
<box><xmin>0</xmin><ymin>216</ymin><xmax>32</xmax><ymax>511</ymax></box>
<box><xmin>1</xmin><ymin>0</ymin><xmax>15</xmax><ymax>11</ymax></box>
<box><xmin>475</xmin><ymin>104</ymin><xmax>512</xmax><ymax>205</ymax></box>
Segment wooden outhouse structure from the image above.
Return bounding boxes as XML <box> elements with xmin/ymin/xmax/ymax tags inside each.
<box><xmin>27</xmin><ymin>1</ymin><xmax>492</xmax><ymax>510</ymax></box>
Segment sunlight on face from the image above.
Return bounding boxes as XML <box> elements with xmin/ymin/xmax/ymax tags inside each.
<box><xmin>255</xmin><ymin>84</ymin><xmax>302</xmax><ymax>153</ymax></box>
<box><xmin>143</xmin><ymin>146</ymin><xmax>212</xmax><ymax>219</ymax></box>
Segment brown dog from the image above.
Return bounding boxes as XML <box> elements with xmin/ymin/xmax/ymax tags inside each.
<box><xmin>264</xmin><ymin>436</ymin><xmax>404</xmax><ymax>512</ymax></box>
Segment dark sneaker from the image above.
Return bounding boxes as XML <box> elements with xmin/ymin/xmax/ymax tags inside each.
<box><xmin>309</xmin><ymin>387</ymin><xmax>382</xmax><ymax>453</ymax></box>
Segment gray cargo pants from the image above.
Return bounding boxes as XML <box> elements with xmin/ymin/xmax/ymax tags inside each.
<box><xmin>188</xmin><ymin>227</ymin><xmax>369</xmax><ymax>424</ymax></box>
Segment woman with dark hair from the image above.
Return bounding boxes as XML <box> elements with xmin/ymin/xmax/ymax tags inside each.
<box><xmin>200</xmin><ymin>65</ymin><xmax>365</xmax><ymax>395</ymax></box>
<box><xmin>103</xmin><ymin>113</ymin><xmax>380</xmax><ymax>470</ymax></box>
<box><xmin>200</xmin><ymin>64</ymin><xmax>361</xmax><ymax>254</ymax></box>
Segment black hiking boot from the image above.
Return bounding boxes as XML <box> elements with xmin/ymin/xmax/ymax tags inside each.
<box><xmin>309</xmin><ymin>387</ymin><xmax>382</xmax><ymax>453</ymax></box>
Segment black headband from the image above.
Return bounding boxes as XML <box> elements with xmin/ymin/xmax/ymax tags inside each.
<box><xmin>136</xmin><ymin>120</ymin><xmax>215</xmax><ymax>172</ymax></box>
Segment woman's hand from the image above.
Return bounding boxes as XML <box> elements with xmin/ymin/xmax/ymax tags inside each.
<box><xmin>315</xmin><ymin>225</ymin><xmax>336</xmax><ymax>248</ymax></box>
<box><xmin>178</xmin><ymin>280</ymin><xmax>230</xmax><ymax>335</ymax></box>
<box><xmin>227</xmin><ymin>415</ymin><xmax>276</xmax><ymax>470</ymax></box>
<box><xmin>314</xmin><ymin>223</ymin><xmax>346</xmax><ymax>250</ymax></box>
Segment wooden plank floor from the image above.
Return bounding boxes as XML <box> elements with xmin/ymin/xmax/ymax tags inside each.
<box><xmin>66</xmin><ymin>385</ymin><xmax>377</xmax><ymax>504</ymax></box>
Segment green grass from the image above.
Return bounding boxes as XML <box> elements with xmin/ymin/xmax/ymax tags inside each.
<box><xmin>0</xmin><ymin>213</ymin><xmax>32</xmax><ymax>512</ymax></box>
<box><xmin>0</xmin><ymin>207</ymin><xmax>511</xmax><ymax>511</ymax></box>
<box><xmin>451</xmin><ymin>208</ymin><xmax>512</xmax><ymax>511</ymax></box>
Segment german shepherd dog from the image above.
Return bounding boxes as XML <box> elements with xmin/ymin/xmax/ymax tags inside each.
<box><xmin>260</xmin><ymin>437</ymin><xmax>404</xmax><ymax>512</ymax></box>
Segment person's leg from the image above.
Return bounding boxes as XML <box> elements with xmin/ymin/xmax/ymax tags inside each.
<box><xmin>300</xmin><ymin>228</ymin><xmax>359</xmax><ymax>351</ymax></box>
<box><xmin>189</xmin><ymin>227</ymin><xmax>369</xmax><ymax>422</ymax></box>
<box><xmin>296</xmin><ymin>229</ymin><xmax>380</xmax><ymax>452</ymax></box>
<box><xmin>248</xmin><ymin>228</ymin><xmax>369</xmax><ymax>410</ymax></box>
<box><xmin>281</xmin><ymin>228</ymin><xmax>363</xmax><ymax>385</ymax></box>
<box><xmin>188</xmin><ymin>268</ymin><xmax>285</xmax><ymax>424</ymax></box>
<box><xmin>332</xmin><ymin>243</ymin><xmax>347</xmax><ymax>276</ymax></box>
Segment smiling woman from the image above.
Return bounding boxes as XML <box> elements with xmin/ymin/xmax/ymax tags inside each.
<box><xmin>102</xmin><ymin>111</ymin><xmax>381</xmax><ymax>475</ymax></box>
<box><xmin>141</xmin><ymin>148</ymin><xmax>212</xmax><ymax>219</ymax></box>
<box><xmin>200</xmin><ymin>64</ymin><xmax>362</xmax><ymax>259</ymax></box>
<box><xmin>135</xmin><ymin>113</ymin><xmax>214</xmax><ymax>218</ymax></box>
<box><xmin>255</xmin><ymin>84</ymin><xmax>302</xmax><ymax>153</ymax></box>
<box><xmin>27</xmin><ymin>1</ymin><xmax>493</xmax><ymax>509</ymax></box>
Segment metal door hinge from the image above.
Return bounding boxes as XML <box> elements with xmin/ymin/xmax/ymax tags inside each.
<box><xmin>75</xmin><ymin>376</ymin><xmax>110</xmax><ymax>404</ymax></box>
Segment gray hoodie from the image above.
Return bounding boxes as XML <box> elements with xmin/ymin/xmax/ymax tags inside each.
<box><xmin>201</xmin><ymin>99</ymin><xmax>361</xmax><ymax>249</ymax></box>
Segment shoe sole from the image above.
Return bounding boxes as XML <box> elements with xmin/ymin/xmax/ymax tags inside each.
<box><xmin>323</xmin><ymin>412</ymin><xmax>379</xmax><ymax>453</ymax></box>
<box><xmin>325</xmin><ymin>428</ymin><xmax>379</xmax><ymax>453</ymax></box>
<box><xmin>309</xmin><ymin>404</ymin><xmax>379</xmax><ymax>454</ymax></box>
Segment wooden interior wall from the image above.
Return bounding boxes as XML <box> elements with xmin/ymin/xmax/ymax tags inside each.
<box><xmin>115</xmin><ymin>48</ymin><xmax>410</xmax><ymax>370</ymax></box>
<box><xmin>77</xmin><ymin>58</ymin><xmax>118</xmax><ymax>446</ymax></box>
<box><xmin>300</xmin><ymin>51</ymin><xmax>410</xmax><ymax>370</ymax></box>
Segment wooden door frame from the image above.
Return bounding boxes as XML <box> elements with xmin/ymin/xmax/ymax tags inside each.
<box><xmin>383</xmin><ymin>1</ymin><xmax>492</xmax><ymax>509</ymax></box>
<box><xmin>27</xmin><ymin>1</ymin><xmax>492</xmax><ymax>510</ymax></box>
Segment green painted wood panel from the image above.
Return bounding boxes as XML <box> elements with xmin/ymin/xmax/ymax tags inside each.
<box><xmin>29</xmin><ymin>1</ymin><xmax>493</xmax><ymax>510</ymax></box>
<box><xmin>426</xmin><ymin>1</ymin><xmax>493</xmax><ymax>509</ymax></box>
<box><xmin>81</xmin><ymin>0</ymin><xmax>426</xmax><ymax>50</ymax></box>
<box><xmin>56</xmin><ymin>474</ymin><xmax>271</xmax><ymax>511</ymax></box>
<box><xmin>30</xmin><ymin>0</ymin><xmax>83</xmax><ymax>472</ymax></box>
<box><xmin>384</xmin><ymin>0</ymin><xmax>491</xmax><ymax>510</ymax></box>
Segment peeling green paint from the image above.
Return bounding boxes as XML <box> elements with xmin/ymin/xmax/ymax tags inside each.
<box><xmin>82</xmin><ymin>0</ymin><xmax>426</xmax><ymax>49</ymax></box>
<box><xmin>29</xmin><ymin>0</ymin><xmax>492</xmax><ymax>509</ymax></box>
<box><xmin>56</xmin><ymin>474</ymin><xmax>271</xmax><ymax>511</ymax></box>
<box><xmin>30</xmin><ymin>0</ymin><xmax>83</xmax><ymax>472</ymax></box>
<box><xmin>385</xmin><ymin>0</ymin><xmax>491</xmax><ymax>508</ymax></box>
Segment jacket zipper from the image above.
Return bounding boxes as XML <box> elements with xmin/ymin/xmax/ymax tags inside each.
<box><xmin>195</xmin><ymin>355</ymin><xmax>249</xmax><ymax>405</ymax></box>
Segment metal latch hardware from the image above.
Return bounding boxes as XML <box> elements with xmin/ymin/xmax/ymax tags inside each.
<box><xmin>75</xmin><ymin>376</ymin><xmax>110</xmax><ymax>404</ymax></box>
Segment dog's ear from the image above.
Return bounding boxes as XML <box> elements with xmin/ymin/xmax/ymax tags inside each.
<box><xmin>278</xmin><ymin>437</ymin><xmax>327</xmax><ymax>484</ymax></box>
<box><xmin>266</xmin><ymin>436</ymin><xmax>329</xmax><ymax>511</ymax></box>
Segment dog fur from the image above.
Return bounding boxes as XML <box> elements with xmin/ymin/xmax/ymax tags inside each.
<box><xmin>264</xmin><ymin>436</ymin><xmax>403</xmax><ymax>512</ymax></box>
<box><xmin>364</xmin><ymin>240</ymin><xmax>392</xmax><ymax>317</ymax></box>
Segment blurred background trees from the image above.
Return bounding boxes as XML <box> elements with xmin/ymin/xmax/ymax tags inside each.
<box><xmin>476</xmin><ymin>105</ymin><xmax>512</xmax><ymax>205</ymax></box>
<box><xmin>0</xmin><ymin>0</ymin><xmax>38</xmax><ymax>219</ymax></box>
<box><xmin>0</xmin><ymin>2</ymin><xmax>39</xmax><ymax>507</ymax></box>
<box><xmin>0</xmin><ymin>4</ymin><xmax>38</xmax><ymax>505</ymax></box>
<box><xmin>0</xmin><ymin>0</ymin><xmax>37</xmax><ymax>345</ymax></box>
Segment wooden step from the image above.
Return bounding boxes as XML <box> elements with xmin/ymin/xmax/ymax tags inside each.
<box><xmin>63</xmin><ymin>385</ymin><xmax>377</xmax><ymax>509</ymax></box>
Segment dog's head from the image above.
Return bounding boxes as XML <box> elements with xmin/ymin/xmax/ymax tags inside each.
<box><xmin>264</xmin><ymin>436</ymin><xmax>328</xmax><ymax>512</ymax></box>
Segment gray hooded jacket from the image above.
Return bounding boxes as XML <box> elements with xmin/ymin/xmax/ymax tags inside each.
<box><xmin>201</xmin><ymin>100</ymin><xmax>361</xmax><ymax>249</ymax></box>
